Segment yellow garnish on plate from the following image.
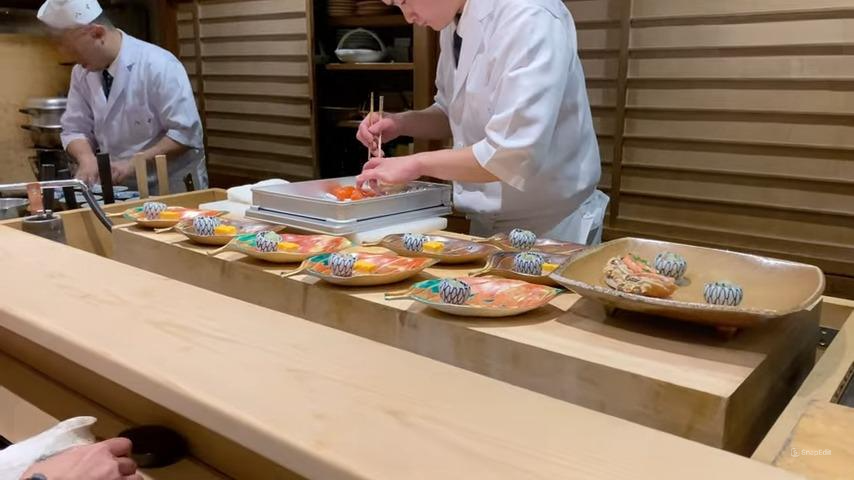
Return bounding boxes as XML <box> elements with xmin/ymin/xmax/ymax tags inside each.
<box><xmin>214</xmin><ymin>225</ymin><xmax>238</xmax><ymax>235</ymax></box>
<box><xmin>542</xmin><ymin>263</ymin><xmax>559</xmax><ymax>274</ymax></box>
<box><xmin>277</xmin><ymin>242</ymin><xmax>300</xmax><ymax>252</ymax></box>
<box><xmin>354</xmin><ymin>260</ymin><xmax>378</xmax><ymax>273</ymax></box>
<box><xmin>158</xmin><ymin>211</ymin><xmax>180</xmax><ymax>220</ymax></box>
<box><xmin>423</xmin><ymin>241</ymin><xmax>445</xmax><ymax>253</ymax></box>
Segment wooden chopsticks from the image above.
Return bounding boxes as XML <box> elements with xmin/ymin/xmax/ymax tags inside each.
<box><xmin>367</xmin><ymin>92</ymin><xmax>385</xmax><ymax>159</ymax></box>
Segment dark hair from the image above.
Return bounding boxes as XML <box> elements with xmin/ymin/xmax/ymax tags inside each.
<box><xmin>90</xmin><ymin>12</ymin><xmax>113</xmax><ymax>28</ymax></box>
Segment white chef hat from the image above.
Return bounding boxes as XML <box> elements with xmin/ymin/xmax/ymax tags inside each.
<box><xmin>37</xmin><ymin>0</ymin><xmax>103</xmax><ymax>30</ymax></box>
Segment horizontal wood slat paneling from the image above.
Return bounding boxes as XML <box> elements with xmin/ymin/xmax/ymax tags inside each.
<box><xmin>565</xmin><ymin>0</ymin><xmax>627</xmax><ymax>217</ymax></box>
<box><xmin>613</xmin><ymin>1</ymin><xmax>854</xmax><ymax>294</ymax></box>
<box><xmin>176</xmin><ymin>0</ymin><xmax>317</xmax><ymax>183</ymax></box>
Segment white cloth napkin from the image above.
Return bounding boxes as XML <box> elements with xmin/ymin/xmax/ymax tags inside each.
<box><xmin>226</xmin><ymin>179</ymin><xmax>289</xmax><ymax>205</ymax></box>
<box><xmin>0</xmin><ymin>417</ymin><xmax>96</xmax><ymax>480</ymax></box>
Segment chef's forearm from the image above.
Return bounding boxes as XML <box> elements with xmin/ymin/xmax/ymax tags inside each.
<box><xmin>416</xmin><ymin>147</ymin><xmax>499</xmax><ymax>183</ymax></box>
<box><xmin>66</xmin><ymin>139</ymin><xmax>98</xmax><ymax>165</ymax></box>
<box><xmin>396</xmin><ymin>106</ymin><xmax>452</xmax><ymax>140</ymax></box>
<box><xmin>140</xmin><ymin>136</ymin><xmax>189</xmax><ymax>162</ymax></box>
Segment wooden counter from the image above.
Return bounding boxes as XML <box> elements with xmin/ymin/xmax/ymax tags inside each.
<box><xmin>754</xmin><ymin>296</ymin><xmax>854</xmax><ymax>478</ymax></box>
<box><xmin>111</xmin><ymin>224</ymin><xmax>819</xmax><ymax>455</ymax></box>
<box><xmin>0</xmin><ymin>227</ymin><xmax>804</xmax><ymax>479</ymax></box>
<box><xmin>0</xmin><ymin>354</ymin><xmax>225</xmax><ymax>480</ymax></box>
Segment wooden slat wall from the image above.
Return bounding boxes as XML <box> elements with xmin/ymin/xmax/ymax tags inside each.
<box><xmin>566</xmin><ymin>0</ymin><xmax>629</xmax><ymax>199</ymax></box>
<box><xmin>177</xmin><ymin>0</ymin><xmax>317</xmax><ymax>183</ymax></box>
<box><xmin>565</xmin><ymin>0</ymin><xmax>854</xmax><ymax>297</ymax></box>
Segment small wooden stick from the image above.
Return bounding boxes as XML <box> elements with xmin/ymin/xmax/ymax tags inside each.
<box><xmin>133</xmin><ymin>154</ymin><xmax>149</xmax><ymax>199</ymax></box>
<box><xmin>368</xmin><ymin>91</ymin><xmax>375</xmax><ymax>160</ymax></box>
<box><xmin>155</xmin><ymin>154</ymin><xmax>170</xmax><ymax>195</ymax></box>
<box><xmin>377</xmin><ymin>95</ymin><xmax>384</xmax><ymax>154</ymax></box>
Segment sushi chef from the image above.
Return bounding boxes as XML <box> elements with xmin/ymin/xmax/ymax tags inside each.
<box><xmin>356</xmin><ymin>0</ymin><xmax>606</xmax><ymax>243</ymax></box>
<box><xmin>38</xmin><ymin>0</ymin><xmax>207</xmax><ymax>193</ymax></box>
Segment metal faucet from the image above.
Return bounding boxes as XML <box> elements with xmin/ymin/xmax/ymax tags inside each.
<box><xmin>0</xmin><ymin>179</ymin><xmax>113</xmax><ymax>231</ymax></box>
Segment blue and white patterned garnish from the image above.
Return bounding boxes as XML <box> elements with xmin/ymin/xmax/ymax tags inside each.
<box><xmin>142</xmin><ymin>201</ymin><xmax>167</xmax><ymax>220</ymax></box>
<box><xmin>255</xmin><ymin>231</ymin><xmax>282</xmax><ymax>253</ymax></box>
<box><xmin>192</xmin><ymin>216</ymin><xmax>221</xmax><ymax>237</ymax></box>
<box><xmin>402</xmin><ymin>233</ymin><xmax>427</xmax><ymax>252</ymax></box>
<box><xmin>329</xmin><ymin>252</ymin><xmax>357</xmax><ymax>277</ymax></box>
<box><xmin>509</xmin><ymin>228</ymin><xmax>537</xmax><ymax>251</ymax></box>
<box><xmin>512</xmin><ymin>252</ymin><xmax>546</xmax><ymax>276</ymax></box>
<box><xmin>439</xmin><ymin>279</ymin><xmax>471</xmax><ymax>305</ymax></box>
<box><xmin>704</xmin><ymin>282</ymin><xmax>743</xmax><ymax>307</ymax></box>
<box><xmin>654</xmin><ymin>252</ymin><xmax>688</xmax><ymax>280</ymax></box>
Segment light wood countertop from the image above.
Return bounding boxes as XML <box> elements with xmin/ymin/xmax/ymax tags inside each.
<box><xmin>0</xmin><ymin>226</ymin><xmax>805</xmax><ymax>480</ymax></box>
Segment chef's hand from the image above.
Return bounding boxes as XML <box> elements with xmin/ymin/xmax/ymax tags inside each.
<box><xmin>111</xmin><ymin>160</ymin><xmax>134</xmax><ymax>185</ymax></box>
<box><xmin>20</xmin><ymin>437</ymin><xmax>141</xmax><ymax>480</ymax></box>
<box><xmin>356</xmin><ymin>154</ymin><xmax>422</xmax><ymax>189</ymax></box>
<box><xmin>356</xmin><ymin>112</ymin><xmax>402</xmax><ymax>157</ymax></box>
<box><xmin>74</xmin><ymin>155</ymin><xmax>100</xmax><ymax>186</ymax></box>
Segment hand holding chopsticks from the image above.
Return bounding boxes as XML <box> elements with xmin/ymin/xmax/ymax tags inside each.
<box><xmin>357</xmin><ymin>93</ymin><xmax>397</xmax><ymax>160</ymax></box>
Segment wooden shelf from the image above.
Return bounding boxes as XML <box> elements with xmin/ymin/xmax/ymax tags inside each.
<box><xmin>327</xmin><ymin>14</ymin><xmax>408</xmax><ymax>27</ymax></box>
<box><xmin>326</xmin><ymin>62</ymin><xmax>413</xmax><ymax>71</ymax></box>
<box><xmin>336</xmin><ymin>120</ymin><xmax>362</xmax><ymax>129</ymax></box>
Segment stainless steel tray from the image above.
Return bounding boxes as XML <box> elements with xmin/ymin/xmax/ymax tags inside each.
<box><xmin>246</xmin><ymin>204</ymin><xmax>452</xmax><ymax>235</ymax></box>
<box><xmin>251</xmin><ymin>177</ymin><xmax>452</xmax><ymax>222</ymax></box>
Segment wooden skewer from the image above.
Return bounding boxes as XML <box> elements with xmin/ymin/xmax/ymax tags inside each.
<box><xmin>377</xmin><ymin>95</ymin><xmax>384</xmax><ymax>155</ymax></box>
<box><xmin>368</xmin><ymin>91</ymin><xmax>374</xmax><ymax>160</ymax></box>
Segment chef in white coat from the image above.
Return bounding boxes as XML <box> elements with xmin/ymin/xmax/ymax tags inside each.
<box><xmin>356</xmin><ymin>0</ymin><xmax>605</xmax><ymax>242</ymax></box>
<box><xmin>38</xmin><ymin>0</ymin><xmax>207</xmax><ymax>194</ymax></box>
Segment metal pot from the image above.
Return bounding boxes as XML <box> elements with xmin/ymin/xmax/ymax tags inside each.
<box><xmin>21</xmin><ymin>124</ymin><xmax>63</xmax><ymax>149</ymax></box>
<box><xmin>0</xmin><ymin>198</ymin><xmax>30</xmax><ymax>220</ymax></box>
<box><xmin>19</xmin><ymin>97</ymin><xmax>67</xmax><ymax>125</ymax></box>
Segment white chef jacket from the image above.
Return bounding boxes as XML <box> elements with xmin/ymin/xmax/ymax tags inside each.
<box><xmin>61</xmin><ymin>32</ymin><xmax>207</xmax><ymax>194</ymax></box>
<box><xmin>435</xmin><ymin>0</ymin><xmax>602</xmax><ymax>240</ymax></box>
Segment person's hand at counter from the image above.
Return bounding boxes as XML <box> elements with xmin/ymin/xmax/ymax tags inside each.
<box><xmin>357</xmin><ymin>112</ymin><xmax>402</xmax><ymax>156</ymax></box>
<box><xmin>356</xmin><ymin>147</ymin><xmax>499</xmax><ymax>188</ymax></box>
<box><xmin>111</xmin><ymin>160</ymin><xmax>134</xmax><ymax>185</ymax></box>
<box><xmin>356</xmin><ymin>106</ymin><xmax>453</xmax><ymax>157</ymax></box>
<box><xmin>67</xmin><ymin>139</ymin><xmax>100</xmax><ymax>186</ymax></box>
<box><xmin>20</xmin><ymin>438</ymin><xmax>141</xmax><ymax>480</ymax></box>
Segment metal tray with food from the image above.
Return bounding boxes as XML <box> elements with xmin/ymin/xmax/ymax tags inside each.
<box><xmin>550</xmin><ymin>237</ymin><xmax>825</xmax><ymax>328</ymax></box>
<box><xmin>251</xmin><ymin>177</ymin><xmax>452</xmax><ymax>222</ymax></box>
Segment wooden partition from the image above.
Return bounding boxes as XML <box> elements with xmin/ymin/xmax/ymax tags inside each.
<box><xmin>176</xmin><ymin>0</ymin><xmax>318</xmax><ymax>185</ymax></box>
<box><xmin>565</xmin><ymin>0</ymin><xmax>854</xmax><ymax>298</ymax></box>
